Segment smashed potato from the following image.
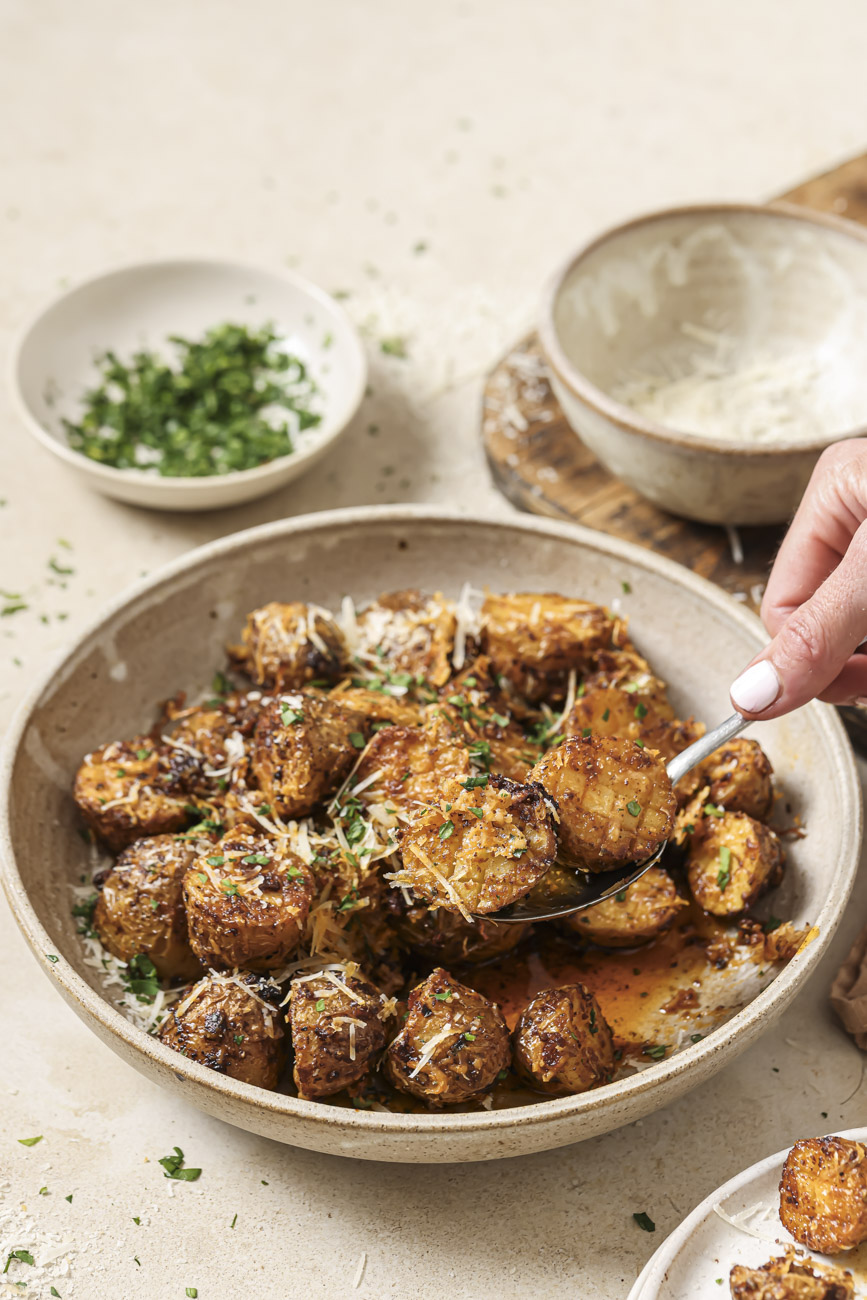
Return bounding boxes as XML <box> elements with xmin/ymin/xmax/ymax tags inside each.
<box><xmin>730</xmin><ymin>1253</ymin><xmax>854</xmax><ymax>1299</ymax></box>
<box><xmin>354</xmin><ymin>589</ymin><xmax>456</xmax><ymax>688</ymax></box>
<box><xmin>229</xmin><ymin>600</ymin><xmax>347</xmax><ymax>689</ymax></box>
<box><xmin>678</xmin><ymin>736</ymin><xmax>774</xmax><ymax>819</ymax></box>
<box><xmin>353</xmin><ymin>709</ymin><xmax>470</xmax><ymax>815</ymax></box>
<box><xmin>94</xmin><ymin>834</ymin><xmax>202</xmax><ymax>981</ymax></box>
<box><xmin>385</xmin><ymin>967</ymin><xmax>510</xmax><ymax>1105</ymax></box>
<box><xmin>74</xmin><ymin>738</ymin><xmax>191</xmax><ymax>852</ymax></box>
<box><xmin>779</xmin><ymin>1137</ymin><xmax>867</xmax><ymax>1254</ymax></box>
<box><xmin>289</xmin><ymin>966</ymin><xmax>389</xmax><ymax>1099</ymax></box>
<box><xmin>564</xmin><ymin>866</ymin><xmax>685</xmax><ymax>947</ymax></box>
<box><xmin>389</xmin><ymin>892</ymin><xmax>530</xmax><ymax>965</ymax></box>
<box><xmin>481</xmin><ymin>592</ymin><xmax>614</xmax><ymax>702</ymax></box>
<box><xmin>513</xmin><ymin>983</ymin><xmax>615</xmax><ymax>1095</ymax></box>
<box><xmin>687</xmin><ymin>812</ymin><xmax>784</xmax><ymax>916</ymax></box>
<box><xmin>250</xmin><ymin>693</ymin><xmax>364</xmax><ymax>819</ymax></box>
<box><xmin>183</xmin><ymin>827</ymin><xmax>314</xmax><ymax>971</ymax></box>
<box><xmin>394</xmin><ymin>774</ymin><xmax>557</xmax><ymax>916</ymax></box>
<box><xmin>530</xmin><ymin>734</ymin><xmax>676</xmax><ymax>872</ymax></box>
<box><xmin>158</xmin><ymin>971</ymin><xmax>285</xmax><ymax>1089</ymax></box>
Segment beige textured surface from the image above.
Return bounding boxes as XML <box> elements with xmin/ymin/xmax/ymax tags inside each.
<box><xmin>3</xmin><ymin>1</ymin><xmax>867</xmax><ymax>1295</ymax></box>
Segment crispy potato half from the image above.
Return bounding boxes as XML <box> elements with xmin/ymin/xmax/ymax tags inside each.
<box><xmin>513</xmin><ymin>983</ymin><xmax>615</xmax><ymax>1096</ymax></box>
<box><xmin>385</xmin><ymin>967</ymin><xmax>510</xmax><ymax>1105</ymax></box>
<box><xmin>779</xmin><ymin>1137</ymin><xmax>867</xmax><ymax>1255</ymax></box>
<box><xmin>183</xmin><ymin>827</ymin><xmax>314</xmax><ymax>971</ymax></box>
<box><xmin>563</xmin><ymin>866</ymin><xmax>685</xmax><ymax>947</ymax></box>
<box><xmin>686</xmin><ymin>811</ymin><xmax>784</xmax><ymax>916</ymax></box>
<box><xmin>228</xmin><ymin>600</ymin><xmax>347</xmax><ymax>689</ymax></box>
<box><xmin>289</xmin><ymin>965</ymin><xmax>389</xmax><ymax>1099</ymax></box>
<box><xmin>158</xmin><ymin>971</ymin><xmax>286</xmax><ymax>1089</ymax></box>
<box><xmin>394</xmin><ymin>774</ymin><xmax>557</xmax><ymax>916</ymax></box>
<box><xmin>530</xmin><ymin>734</ymin><xmax>676</xmax><ymax>872</ymax></box>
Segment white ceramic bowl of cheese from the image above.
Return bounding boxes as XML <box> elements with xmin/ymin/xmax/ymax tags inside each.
<box><xmin>539</xmin><ymin>203</ymin><xmax>867</xmax><ymax>525</ymax></box>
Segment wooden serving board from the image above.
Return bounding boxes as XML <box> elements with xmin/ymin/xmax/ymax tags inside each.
<box><xmin>481</xmin><ymin>153</ymin><xmax>867</xmax><ymax>612</ymax></box>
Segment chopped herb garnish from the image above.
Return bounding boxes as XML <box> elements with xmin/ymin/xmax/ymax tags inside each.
<box><xmin>158</xmin><ymin>1146</ymin><xmax>201</xmax><ymax>1181</ymax></box>
<box><xmin>230</xmin><ymin>1213</ymin><xmax>237</xmax><ymax>1229</ymax></box>
<box><xmin>64</xmin><ymin>1195</ymin><xmax>72</xmax><ymax>1203</ymax></box>
<box><xmin>581</xmin><ymin>727</ymin><xmax>592</xmax><ymax>738</ymax></box>
<box><xmin>17</xmin><ymin>1136</ymin><xmax>42</xmax><ymax>1147</ymax></box>
<box><xmin>220</xmin><ymin>880</ymin><xmax>239</xmax><ymax>896</ymax></box>
<box><xmin>621</xmin><ymin>580</ymin><xmax>632</xmax><ymax>594</ymax></box>
<box><xmin>132</xmin><ymin>1216</ymin><xmax>140</xmax><ymax>1225</ymax></box>
<box><xmin>48</xmin><ymin>557</ymin><xmax>74</xmax><ymax>576</ymax></box>
<box><xmin>704</xmin><ymin>802</ymin><xmax>724</xmax><ymax>817</ymax></box>
<box><xmin>241</xmin><ymin>853</ymin><xmax>270</xmax><ymax>866</ymax></box>
<box><xmin>633</xmin><ymin>1211</ymin><xmax>655</xmax><ymax>1232</ymax></box>
<box><xmin>438</xmin><ymin>820</ymin><xmax>455</xmax><ymax>841</ymax></box>
<box><xmin>46</xmin><ymin>953</ymin><xmax>59</xmax><ymax>964</ymax></box>
<box><xmin>690</xmin><ymin>1033</ymin><xmax>703</xmax><ymax>1043</ymax></box>
<box><xmin>186</xmin><ymin>1291</ymin><xmax>198</xmax><ymax>1298</ymax></box>
<box><xmin>135</xmin><ymin>748</ymin><xmax>152</xmax><ymax>760</ymax></box>
<box><xmin>463</xmin><ymin>1031</ymin><xmax>476</xmax><ymax>1041</ymax></box>
<box><xmin>349</xmin><ymin>731</ymin><xmax>365</xmax><ymax>749</ymax></box>
<box><xmin>764</xmin><ymin>915</ymin><xmax>782</xmax><ymax>933</ymax></box>
<box><xmin>195</xmin><ymin>872</ymin><xmax>207</xmax><ymax>884</ymax></box>
<box><xmin>1</xmin><ymin>602</ymin><xmax>27</xmax><ymax>616</ymax></box>
<box><xmin>434</xmin><ymin>991</ymin><xmax>452</xmax><ymax>1002</ymax></box>
<box><xmin>39</xmin><ymin>1187</ymin><xmax>48</xmax><ymax>1196</ymax></box>
<box><xmin>3</xmin><ymin>1251</ymin><xmax>34</xmax><ymax>1272</ymax></box>
<box><xmin>633</xmin><ymin>701</ymin><xmax>648</xmax><ymax>719</ymax></box>
<box><xmin>460</xmin><ymin>775</ymin><xmax>488</xmax><ymax>790</ymax></box>
<box><xmin>234</xmin><ymin>1034</ymin><xmax>244</xmax><ymax>1045</ymax></box>
<box><xmin>497</xmin><ymin>1069</ymin><xmax>509</xmax><ymax>1081</ymax></box>
<box><xmin>315</xmin><ymin>998</ymin><xmax>326</xmax><ymax>1012</ymax></box>
<box><xmin>717</xmin><ymin>845</ymin><xmax>732</xmax><ymax>891</ymax></box>
<box><xmin>280</xmin><ymin>703</ymin><xmax>304</xmax><ymax>725</ymax></box>
<box><xmin>63</xmin><ymin>323</ymin><xmax>321</xmax><ymax>476</ymax></box>
<box><xmin>491</xmin><ymin>713</ymin><xmax>510</xmax><ymax>728</ymax></box>
<box><xmin>615</xmin><ymin>891</ymin><xmax>626</xmax><ymax>902</ymax></box>
<box><xmin>626</xmin><ymin>800</ymin><xmax>641</xmax><ymax>817</ymax></box>
<box><xmin>122</xmin><ymin>953</ymin><xmax>159</xmax><ymax>1004</ymax></box>
<box><xmin>601</xmin><ymin>709</ymin><xmax>610</xmax><ymax>722</ymax></box>
<box><xmin>644</xmin><ymin>1044</ymin><xmax>666</xmax><ymax>1060</ymax></box>
<box><xmin>380</xmin><ymin>335</ymin><xmax>408</xmax><ymax>359</ymax></box>
<box><xmin>468</xmin><ymin>807</ymin><xmax>485</xmax><ymax>819</ymax></box>
<box><xmin>211</xmin><ymin>670</ymin><xmax>232</xmax><ymax>696</ymax></box>
<box><xmin>206</xmin><ymin>855</ymin><xmax>225</xmax><ymax>866</ymax></box>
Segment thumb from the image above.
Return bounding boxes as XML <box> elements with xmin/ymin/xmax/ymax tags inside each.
<box><xmin>730</xmin><ymin>522</ymin><xmax>867</xmax><ymax>719</ymax></box>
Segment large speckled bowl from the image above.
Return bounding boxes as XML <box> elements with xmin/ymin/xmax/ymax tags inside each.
<box><xmin>0</xmin><ymin>507</ymin><xmax>861</xmax><ymax>1162</ymax></box>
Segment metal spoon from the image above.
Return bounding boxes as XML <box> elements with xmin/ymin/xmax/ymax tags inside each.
<box><xmin>490</xmin><ymin>712</ymin><xmax>751</xmax><ymax>924</ymax></box>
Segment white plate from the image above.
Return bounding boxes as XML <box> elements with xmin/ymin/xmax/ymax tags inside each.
<box><xmin>628</xmin><ymin>1126</ymin><xmax>867</xmax><ymax>1298</ymax></box>
<box><xmin>9</xmin><ymin>258</ymin><xmax>367</xmax><ymax>511</ymax></box>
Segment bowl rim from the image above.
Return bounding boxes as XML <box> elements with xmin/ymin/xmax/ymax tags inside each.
<box><xmin>0</xmin><ymin>503</ymin><xmax>861</xmax><ymax>1139</ymax></box>
<box><xmin>7</xmin><ymin>255</ymin><xmax>368</xmax><ymax>496</ymax></box>
<box><xmin>538</xmin><ymin>200</ymin><xmax>867</xmax><ymax>457</ymax></box>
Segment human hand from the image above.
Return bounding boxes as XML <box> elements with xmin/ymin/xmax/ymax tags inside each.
<box><xmin>730</xmin><ymin>439</ymin><xmax>867</xmax><ymax>718</ymax></box>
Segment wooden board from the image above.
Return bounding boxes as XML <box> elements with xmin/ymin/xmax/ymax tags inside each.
<box><xmin>481</xmin><ymin>153</ymin><xmax>867</xmax><ymax>612</ymax></box>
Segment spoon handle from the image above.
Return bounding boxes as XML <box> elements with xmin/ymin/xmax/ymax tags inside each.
<box><xmin>665</xmin><ymin>712</ymin><xmax>751</xmax><ymax>786</ymax></box>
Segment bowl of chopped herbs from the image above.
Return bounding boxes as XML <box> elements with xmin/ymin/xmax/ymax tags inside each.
<box><xmin>10</xmin><ymin>259</ymin><xmax>367</xmax><ymax>511</ymax></box>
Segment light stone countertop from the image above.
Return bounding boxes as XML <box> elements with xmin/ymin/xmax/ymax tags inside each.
<box><xmin>3</xmin><ymin>2</ymin><xmax>867</xmax><ymax>1296</ymax></box>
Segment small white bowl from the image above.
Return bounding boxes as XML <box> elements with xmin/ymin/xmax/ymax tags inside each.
<box><xmin>9</xmin><ymin>258</ymin><xmax>367</xmax><ymax>512</ymax></box>
<box><xmin>539</xmin><ymin>203</ymin><xmax>867</xmax><ymax>525</ymax></box>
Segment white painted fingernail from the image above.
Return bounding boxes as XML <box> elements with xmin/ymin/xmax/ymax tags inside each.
<box><xmin>730</xmin><ymin>660</ymin><xmax>781</xmax><ymax>714</ymax></box>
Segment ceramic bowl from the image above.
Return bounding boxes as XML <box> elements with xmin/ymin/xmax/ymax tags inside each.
<box><xmin>0</xmin><ymin>507</ymin><xmax>861</xmax><ymax>1162</ymax></box>
<box><xmin>9</xmin><ymin>258</ymin><xmax>367</xmax><ymax>512</ymax></box>
<box><xmin>539</xmin><ymin>203</ymin><xmax>867</xmax><ymax>525</ymax></box>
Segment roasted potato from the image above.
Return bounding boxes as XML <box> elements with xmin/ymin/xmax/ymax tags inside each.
<box><xmin>385</xmin><ymin>967</ymin><xmax>510</xmax><ymax>1105</ymax></box>
<box><xmin>779</xmin><ymin>1137</ymin><xmax>867</xmax><ymax>1254</ymax></box>
<box><xmin>481</xmin><ymin>592</ymin><xmax>614</xmax><ymax>702</ymax></box>
<box><xmin>250</xmin><ymin>693</ymin><xmax>364</xmax><ymax>819</ymax></box>
<box><xmin>530</xmin><ymin>734</ymin><xmax>676</xmax><ymax>872</ymax></box>
<box><xmin>389</xmin><ymin>890</ymin><xmax>530</xmax><ymax>965</ymax></box>
<box><xmin>289</xmin><ymin>965</ymin><xmax>389</xmax><ymax>1099</ymax></box>
<box><xmin>563</xmin><ymin>684</ymin><xmax>704</xmax><ymax>764</ymax></box>
<box><xmin>183</xmin><ymin>827</ymin><xmax>314</xmax><ymax>971</ymax></box>
<box><xmin>512</xmin><ymin>983</ymin><xmax>615</xmax><ymax>1095</ymax></box>
<box><xmin>74</xmin><ymin>738</ymin><xmax>190</xmax><ymax>852</ymax></box>
<box><xmin>353</xmin><ymin>708</ymin><xmax>471</xmax><ymax>815</ymax></box>
<box><xmin>228</xmin><ymin>600</ymin><xmax>347</xmax><ymax>689</ymax></box>
<box><xmin>686</xmin><ymin>812</ymin><xmax>784</xmax><ymax>916</ymax></box>
<box><xmin>94</xmin><ymin>834</ymin><xmax>202</xmax><ymax>980</ymax></box>
<box><xmin>730</xmin><ymin>1253</ymin><xmax>854</xmax><ymax>1299</ymax></box>
<box><xmin>355</xmin><ymin>589</ymin><xmax>456</xmax><ymax>688</ymax></box>
<box><xmin>158</xmin><ymin>971</ymin><xmax>286</xmax><ymax>1089</ymax></box>
<box><xmin>677</xmin><ymin>737</ymin><xmax>774</xmax><ymax>819</ymax></box>
<box><xmin>394</xmin><ymin>774</ymin><xmax>557</xmax><ymax>916</ymax></box>
<box><xmin>564</xmin><ymin>866</ymin><xmax>685</xmax><ymax>947</ymax></box>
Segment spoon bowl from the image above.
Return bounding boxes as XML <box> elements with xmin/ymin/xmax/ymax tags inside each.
<box><xmin>491</xmin><ymin>712</ymin><xmax>751</xmax><ymax>923</ymax></box>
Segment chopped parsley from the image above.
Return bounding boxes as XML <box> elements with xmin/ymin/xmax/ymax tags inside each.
<box><xmin>633</xmin><ymin>1211</ymin><xmax>655</xmax><ymax>1232</ymax></box>
<box><xmin>158</xmin><ymin>1146</ymin><xmax>201</xmax><ymax>1181</ymax></box>
<box><xmin>717</xmin><ymin>845</ymin><xmax>732</xmax><ymax>891</ymax></box>
<box><xmin>63</xmin><ymin>323</ymin><xmax>321</xmax><ymax>476</ymax></box>
<box><xmin>186</xmin><ymin>1291</ymin><xmax>198</xmax><ymax>1298</ymax></box>
<box><xmin>468</xmin><ymin>807</ymin><xmax>485</xmax><ymax>819</ymax></box>
<box><xmin>17</xmin><ymin>1136</ymin><xmax>43</xmax><ymax>1147</ymax></box>
<box><xmin>3</xmin><ymin>1250</ymin><xmax>34</xmax><ymax>1272</ymax></box>
<box><xmin>621</xmin><ymin>581</ymin><xmax>632</xmax><ymax>594</ymax></box>
<box><xmin>135</xmin><ymin>747</ymin><xmax>152</xmax><ymax>760</ymax></box>
<box><xmin>349</xmin><ymin>731</ymin><xmax>365</xmax><ymax>749</ymax></box>
<box><xmin>633</xmin><ymin>701</ymin><xmax>648</xmax><ymax>719</ymax></box>
<box><xmin>230</xmin><ymin>1213</ymin><xmax>238</xmax><ymax>1229</ymax></box>
<box><xmin>122</xmin><ymin>954</ymin><xmax>160</xmax><ymax>1004</ymax></box>
<box><xmin>601</xmin><ymin>709</ymin><xmax>610</xmax><ymax>722</ymax></box>
<box><xmin>46</xmin><ymin>953</ymin><xmax>59</xmax><ymax>964</ymax></box>
<box><xmin>241</xmin><ymin>853</ymin><xmax>270</xmax><ymax>866</ymax></box>
<box><xmin>280</xmin><ymin>703</ymin><xmax>304</xmax><ymax>725</ymax></box>
<box><xmin>438</xmin><ymin>820</ymin><xmax>455</xmax><ymax>841</ymax></box>
<box><xmin>581</xmin><ymin>727</ymin><xmax>592</xmax><ymax>738</ymax></box>
<box><xmin>220</xmin><ymin>880</ymin><xmax>239</xmax><ymax>896</ymax></box>
<box><xmin>315</xmin><ymin>998</ymin><xmax>326</xmax><ymax>1012</ymax></box>
<box><xmin>690</xmin><ymin>1034</ymin><xmax>703</xmax><ymax>1044</ymax></box>
<box><xmin>206</xmin><ymin>855</ymin><xmax>225</xmax><ymax>866</ymax></box>
<box><xmin>460</xmin><ymin>775</ymin><xmax>488</xmax><ymax>790</ymax></box>
<box><xmin>380</xmin><ymin>335</ymin><xmax>408</xmax><ymax>358</ymax></box>
<box><xmin>644</xmin><ymin>1044</ymin><xmax>666</xmax><ymax>1060</ymax></box>
<box><xmin>704</xmin><ymin>802</ymin><xmax>724</xmax><ymax>817</ymax></box>
<box><xmin>626</xmin><ymin>800</ymin><xmax>641</xmax><ymax>817</ymax></box>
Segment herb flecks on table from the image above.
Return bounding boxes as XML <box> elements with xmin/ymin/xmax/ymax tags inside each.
<box><xmin>63</xmin><ymin>322</ymin><xmax>321</xmax><ymax>477</ymax></box>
